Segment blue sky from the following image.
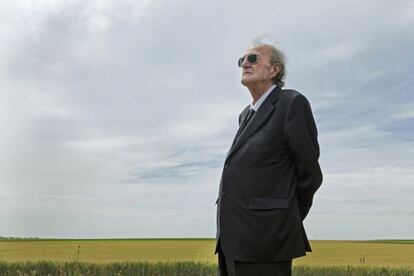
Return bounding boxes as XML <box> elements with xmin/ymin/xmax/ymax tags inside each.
<box><xmin>1</xmin><ymin>0</ymin><xmax>413</xmax><ymax>240</ymax></box>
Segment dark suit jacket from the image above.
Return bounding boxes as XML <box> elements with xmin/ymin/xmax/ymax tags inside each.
<box><xmin>215</xmin><ymin>86</ymin><xmax>322</xmax><ymax>262</ymax></box>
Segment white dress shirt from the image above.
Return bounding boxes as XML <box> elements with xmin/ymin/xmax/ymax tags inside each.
<box><xmin>250</xmin><ymin>84</ymin><xmax>276</xmax><ymax>112</ymax></box>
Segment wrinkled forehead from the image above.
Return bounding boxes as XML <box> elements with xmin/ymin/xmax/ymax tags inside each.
<box><xmin>242</xmin><ymin>45</ymin><xmax>272</xmax><ymax>57</ymax></box>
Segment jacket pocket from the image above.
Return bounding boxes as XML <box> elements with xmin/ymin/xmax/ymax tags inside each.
<box><xmin>248</xmin><ymin>198</ymin><xmax>289</xmax><ymax>210</ymax></box>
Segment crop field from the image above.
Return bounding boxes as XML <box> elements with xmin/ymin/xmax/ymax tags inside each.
<box><xmin>1</xmin><ymin>239</ymin><xmax>414</xmax><ymax>268</ymax></box>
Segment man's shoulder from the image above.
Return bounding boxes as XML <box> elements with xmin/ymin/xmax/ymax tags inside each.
<box><xmin>279</xmin><ymin>88</ymin><xmax>313</xmax><ymax>109</ymax></box>
<box><xmin>279</xmin><ymin>88</ymin><xmax>305</xmax><ymax>101</ymax></box>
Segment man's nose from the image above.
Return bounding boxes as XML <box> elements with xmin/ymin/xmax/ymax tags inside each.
<box><xmin>241</xmin><ymin>59</ymin><xmax>251</xmax><ymax>68</ymax></box>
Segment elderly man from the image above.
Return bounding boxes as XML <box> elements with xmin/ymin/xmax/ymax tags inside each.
<box><xmin>215</xmin><ymin>43</ymin><xmax>323</xmax><ymax>276</ymax></box>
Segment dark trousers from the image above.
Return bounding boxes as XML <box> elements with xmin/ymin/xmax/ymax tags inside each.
<box><xmin>217</xmin><ymin>242</ymin><xmax>292</xmax><ymax>276</ymax></box>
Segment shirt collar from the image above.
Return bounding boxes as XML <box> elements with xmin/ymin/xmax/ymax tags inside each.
<box><xmin>250</xmin><ymin>84</ymin><xmax>276</xmax><ymax>112</ymax></box>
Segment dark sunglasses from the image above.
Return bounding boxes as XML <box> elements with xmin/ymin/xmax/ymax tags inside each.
<box><xmin>237</xmin><ymin>54</ymin><xmax>260</xmax><ymax>67</ymax></box>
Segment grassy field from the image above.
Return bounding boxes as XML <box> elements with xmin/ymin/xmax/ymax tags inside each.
<box><xmin>1</xmin><ymin>239</ymin><xmax>414</xmax><ymax>268</ymax></box>
<box><xmin>1</xmin><ymin>261</ymin><xmax>414</xmax><ymax>276</ymax></box>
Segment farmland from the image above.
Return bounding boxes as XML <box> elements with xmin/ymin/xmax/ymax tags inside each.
<box><xmin>1</xmin><ymin>239</ymin><xmax>413</xmax><ymax>268</ymax></box>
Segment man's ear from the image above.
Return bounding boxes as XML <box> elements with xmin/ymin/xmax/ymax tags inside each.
<box><xmin>270</xmin><ymin>63</ymin><xmax>281</xmax><ymax>79</ymax></box>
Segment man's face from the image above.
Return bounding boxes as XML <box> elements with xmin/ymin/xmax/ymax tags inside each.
<box><xmin>240</xmin><ymin>46</ymin><xmax>278</xmax><ymax>88</ymax></box>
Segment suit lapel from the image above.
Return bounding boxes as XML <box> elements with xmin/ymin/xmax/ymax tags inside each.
<box><xmin>229</xmin><ymin>106</ymin><xmax>250</xmax><ymax>148</ymax></box>
<box><xmin>225</xmin><ymin>86</ymin><xmax>282</xmax><ymax>161</ymax></box>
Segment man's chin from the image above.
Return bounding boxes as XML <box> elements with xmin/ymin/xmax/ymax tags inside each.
<box><xmin>241</xmin><ymin>76</ymin><xmax>256</xmax><ymax>87</ymax></box>
<box><xmin>241</xmin><ymin>77</ymin><xmax>254</xmax><ymax>87</ymax></box>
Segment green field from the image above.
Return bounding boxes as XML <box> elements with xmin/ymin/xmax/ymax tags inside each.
<box><xmin>1</xmin><ymin>239</ymin><xmax>414</xmax><ymax>268</ymax></box>
<box><xmin>2</xmin><ymin>261</ymin><xmax>414</xmax><ymax>276</ymax></box>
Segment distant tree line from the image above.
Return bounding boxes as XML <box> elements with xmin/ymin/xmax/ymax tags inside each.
<box><xmin>0</xmin><ymin>236</ymin><xmax>39</xmax><ymax>240</ymax></box>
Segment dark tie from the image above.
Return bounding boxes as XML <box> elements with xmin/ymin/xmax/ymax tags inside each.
<box><xmin>235</xmin><ymin>108</ymin><xmax>255</xmax><ymax>140</ymax></box>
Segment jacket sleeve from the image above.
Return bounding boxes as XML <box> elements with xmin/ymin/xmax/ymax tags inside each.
<box><xmin>285</xmin><ymin>94</ymin><xmax>323</xmax><ymax>220</ymax></box>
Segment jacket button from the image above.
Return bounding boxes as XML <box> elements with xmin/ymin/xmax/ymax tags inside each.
<box><xmin>224</xmin><ymin>163</ymin><xmax>229</xmax><ymax>169</ymax></box>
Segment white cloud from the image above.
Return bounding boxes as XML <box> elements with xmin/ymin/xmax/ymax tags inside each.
<box><xmin>391</xmin><ymin>105</ymin><xmax>414</xmax><ymax>120</ymax></box>
<box><xmin>318</xmin><ymin>39</ymin><xmax>368</xmax><ymax>64</ymax></box>
<box><xmin>404</xmin><ymin>0</ymin><xmax>414</xmax><ymax>21</ymax></box>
